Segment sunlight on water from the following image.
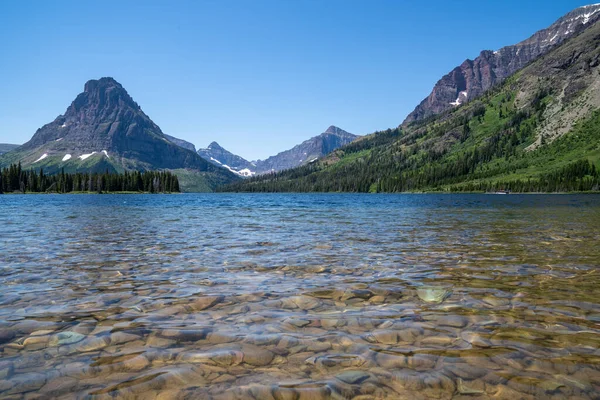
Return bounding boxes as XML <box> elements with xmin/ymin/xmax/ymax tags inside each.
<box><xmin>0</xmin><ymin>193</ymin><xmax>599</xmax><ymax>399</ymax></box>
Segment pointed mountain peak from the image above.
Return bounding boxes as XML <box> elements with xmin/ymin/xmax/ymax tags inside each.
<box><xmin>208</xmin><ymin>141</ymin><xmax>223</xmax><ymax>150</ymax></box>
<box><xmin>67</xmin><ymin>77</ymin><xmax>140</xmax><ymax>120</ymax></box>
<box><xmin>84</xmin><ymin>77</ymin><xmax>123</xmax><ymax>93</ymax></box>
<box><xmin>325</xmin><ymin>125</ymin><xmax>342</xmax><ymax>134</ymax></box>
<box><xmin>323</xmin><ymin>125</ymin><xmax>356</xmax><ymax>138</ymax></box>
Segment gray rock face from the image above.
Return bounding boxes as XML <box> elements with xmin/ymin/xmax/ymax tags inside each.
<box><xmin>163</xmin><ymin>134</ymin><xmax>196</xmax><ymax>152</ymax></box>
<box><xmin>199</xmin><ymin>126</ymin><xmax>359</xmax><ymax>176</ymax></box>
<box><xmin>0</xmin><ymin>144</ymin><xmax>19</xmax><ymax>155</ymax></box>
<box><xmin>19</xmin><ymin>77</ymin><xmax>229</xmax><ymax>173</ymax></box>
<box><xmin>197</xmin><ymin>142</ymin><xmax>256</xmax><ymax>176</ymax></box>
<box><xmin>254</xmin><ymin>126</ymin><xmax>359</xmax><ymax>174</ymax></box>
<box><xmin>404</xmin><ymin>4</ymin><xmax>600</xmax><ymax>123</ymax></box>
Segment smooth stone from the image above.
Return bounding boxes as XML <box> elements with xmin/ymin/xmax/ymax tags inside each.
<box><xmin>75</xmin><ymin>335</ymin><xmax>111</xmax><ymax>352</ymax></box>
<box><xmin>416</xmin><ymin>287</ymin><xmax>452</xmax><ymax>303</ymax></box>
<box><xmin>365</xmin><ymin>330</ymin><xmax>398</xmax><ymax>345</ymax></box>
<box><xmin>457</xmin><ymin>378</ymin><xmax>485</xmax><ymax>395</ymax></box>
<box><xmin>375</xmin><ymin>352</ymin><xmax>407</xmax><ymax>368</ymax></box>
<box><xmin>406</xmin><ymin>354</ymin><xmax>437</xmax><ymax>370</ymax></box>
<box><xmin>290</xmin><ymin>296</ymin><xmax>321</xmax><ymax>310</ymax></box>
<box><xmin>0</xmin><ymin>364</ymin><xmax>14</xmax><ymax>380</ymax></box>
<box><xmin>336</xmin><ymin>371</ymin><xmax>370</xmax><ymax>384</ymax></box>
<box><xmin>482</xmin><ymin>296</ymin><xmax>510</xmax><ymax>307</ymax></box>
<box><xmin>109</xmin><ymin>331</ymin><xmax>142</xmax><ymax>345</ymax></box>
<box><xmin>421</xmin><ymin>335</ymin><xmax>454</xmax><ymax>346</ymax></box>
<box><xmin>341</xmin><ymin>289</ymin><xmax>373</xmax><ymax>301</ymax></box>
<box><xmin>121</xmin><ymin>355</ymin><xmax>151</xmax><ymax>371</ymax></box>
<box><xmin>6</xmin><ymin>372</ymin><xmax>47</xmax><ymax>394</ymax></box>
<box><xmin>370</xmin><ymin>296</ymin><xmax>386</xmax><ymax>304</ymax></box>
<box><xmin>159</xmin><ymin>329</ymin><xmax>210</xmax><ymax>342</ymax></box>
<box><xmin>0</xmin><ymin>330</ymin><xmax>15</xmax><ymax>344</ymax></box>
<box><xmin>540</xmin><ymin>380</ymin><xmax>566</xmax><ymax>392</ymax></box>
<box><xmin>0</xmin><ymin>380</ymin><xmax>13</xmax><ymax>392</ymax></box>
<box><xmin>40</xmin><ymin>376</ymin><xmax>79</xmax><ymax>395</ymax></box>
<box><xmin>288</xmin><ymin>319</ymin><xmax>311</xmax><ymax>328</ymax></box>
<box><xmin>460</xmin><ymin>332</ymin><xmax>491</xmax><ymax>348</ymax></box>
<box><xmin>30</xmin><ymin>330</ymin><xmax>55</xmax><ymax>336</ymax></box>
<box><xmin>189</xmin><ymin>295</ymin><xmax>224</xmax><ymax>311</ymax></box>
<box><xmin>242</xmin><ymin>345</ymin><xmax>275</xmax><ymax>366</ymax></box>
<box><xmin>398</xmin><ymin>328</ymin><xmax>421</xmax><ymax>343</ymax></box>
<box><xmin>49</xmin><ymin>331</ymin><xmax>86</xmax><ymax>346</ymax></box>
<box><xmin>179</xmin><ymin>350</ymin><xmax>243</xmax><ymax>366</ymax></box>
<box><xmin>443</xmin><ymin>363</ymin><xmax>487</xmax><ymax>379</ymax></box>
<box><xmin>306</xmin><ymin>289</ymin><xmax>344</xmax><ymax>300</ymax></box>
<box><xmin>436</xmin><ymin>315</ymin><xmax>468</xmax><ymax>328</ymax></box>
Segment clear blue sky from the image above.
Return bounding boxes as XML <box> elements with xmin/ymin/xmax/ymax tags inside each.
<box><xmin>0</xmin><ymin>0</ymin><xmax>594</xmax><ymax>160</ymax></box>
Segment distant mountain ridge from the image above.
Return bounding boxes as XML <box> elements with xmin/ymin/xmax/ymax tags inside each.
<box><xmin>197</xmin><ymin>125</ymin><xmax>359</xmax><ymax>176</ymax></box>
<box><xmin>254</xmin><ymin>126</ymin><xmax>359</xmax><ymax>173</ymax></box>
<box><xmin>0</xmin><ymin>77</ymin><xmax>239</xmax><ymax>191</ymax></box>
<box><xmin>0</xmin><ymin>144</ymin><xmax>19</xmax><ymax>155</ymax></box>
<box><xmin>404</xmin><ymin>3</ymin><xmax>600</xmax><ymax>123</ymax></box>
<box><xmin>197</xmin><ymin>142</ymin><xmax>256</xmax><ymax>177</ymax></box>
<box><xmin>223</xmin><ymin>6</ymin><xmax>600</xmax><ymax>193</ymax></box>
<box><xmin>163</xmin><ymin>134</ymin><xmax>196</xmax><ymax>152</ymax></box>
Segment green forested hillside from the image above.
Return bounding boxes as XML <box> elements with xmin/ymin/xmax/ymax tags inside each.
<box><xmin>222</xmin><ymin>21</ymin><xmax>600</xmax><ymax>193</ymax></box>
<box><xmin>0</xmin><ymin>163</ymin><xmax>180</xmax><ymax>193</ymax></box>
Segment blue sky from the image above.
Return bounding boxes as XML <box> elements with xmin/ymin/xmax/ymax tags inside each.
<box><xmin>0</xmin><ymin>0</ymin><xmax>594</xmax><ymax>160</ymax></box>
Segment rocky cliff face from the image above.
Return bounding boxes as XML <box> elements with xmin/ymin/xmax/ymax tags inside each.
<box><xmin>18</xmin><ymin>78</ymin><xmax>212</xmax><ymax>170</ymax></box>
<box><xmin>197</xmin><ymin>142</ymin><xmax>256</xmax><ymax>177</ymax></box>
<box><xmin>254</xmin><ymin>126</ymin><xmax>359</xmax><ymax>173</ymax></box>
<box><xmin>2</xmin><ymin>77</ymin><xmax>238</xmax><ymax>190</ymax></box>
<box><xmin>404</xmin><ymin>4</ymin><xmax>600</xmax><ymax>123</ymax></box>
<box><xmin>163</xmin><ymin>134</ymin><xmax>196</xmax><ymax>152</ymax></box>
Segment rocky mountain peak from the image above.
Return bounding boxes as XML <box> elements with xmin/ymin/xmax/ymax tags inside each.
<box><xmin>403</xmin><ymin>4</ymin><xmax>600</xmax><ymax>124</ymax></box>
<box><xmin>68</xmin><ymin>77</ymin><xmax>139</xmax><ymax>121</ymax></box>
<box><xmin>208</xmin><ymin>141</ymin><xmax>223</xmax><ymax>150</ymax></box>
<box><xmin>8</xmin><ymin>77</ymin><xmax>239</xmax><ymax>190</ymax></box>
<box><xmin>323</xmin><ymin>125</ymin><xmax>355</xmax><ymax>138</ymax></box>
<box><xmin>83</xmin><ymin>77</ymin><xmax>123</xmax><ymax>93</ymax></box>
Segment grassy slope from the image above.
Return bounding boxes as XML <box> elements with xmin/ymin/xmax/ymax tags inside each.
<box><xmin>225</xmin><ymin>21</ymin><xmax>600</xmax><ymax>193</ymax></box>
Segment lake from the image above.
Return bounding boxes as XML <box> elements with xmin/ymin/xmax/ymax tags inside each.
<box><xmin>1</xmin><ymin>193</ymin><xmax>599</xmax><ymax>399</ymax></box>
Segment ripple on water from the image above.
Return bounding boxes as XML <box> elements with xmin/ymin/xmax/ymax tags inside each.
<box><xmin>0</xmin><ymin>193</ymin><xmax>599</xmax><ymax>399</ymax></box>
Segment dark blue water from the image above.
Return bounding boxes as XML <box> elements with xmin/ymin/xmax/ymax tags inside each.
<box><xmin>0</xmin><ymin>194</ymin><xmax>599</xmax><ymax>399</ymax></box>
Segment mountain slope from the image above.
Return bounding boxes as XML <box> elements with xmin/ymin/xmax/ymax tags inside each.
<box><xmin>163</xmin><ymin>134</ymin><xmax>196</xmax><ymax>152</ymax></box>
<box><xmin>253</xmin><ymin>126</ymin><xmax>359</xmax><ymax>173</ymax></box>
<box><xmin>0</xmin><ymin>78</ymin><xmax>239</xmax><ymax>191</ymax></box>
<box><xmin>404</xmin><ymin>3</ymin><xmax>600</xmax><ymax>123</ymax></box>
<box><xmin>222</xmin><ymin>17</ymin><xmax>600</xmax><ymax>193</ymax></box>
<box><xmin>198</xmin><ymin>126</ymin><xmax>359</xmax><ymax>176</ymax></box>
<box><xmin>0</xmin><ymin>144</ymin><xmax>19</xmax><ymax>155</ymax></box>
<box><xmin>197</xmin><ymin>142</ymin><xmax>256</xmax><ymax>177</ymax></box>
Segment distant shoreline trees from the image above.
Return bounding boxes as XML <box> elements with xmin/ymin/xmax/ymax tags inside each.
<box><xmin>0</xmin><ymin>163</ymin><xmax>180</xmax><ymax>194</ymax></box>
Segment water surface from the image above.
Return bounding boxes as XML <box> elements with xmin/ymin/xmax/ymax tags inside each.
<box><xmin>1</xmin><ymin>194</ymin><xmax>599</xmax><ymax>399</ymax></box>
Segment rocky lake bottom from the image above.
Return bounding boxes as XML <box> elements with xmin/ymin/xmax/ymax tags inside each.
<box><xmin>0</xmin><ymin>193</ymin><xmax>599</xmax><ymax>399</ymax></box>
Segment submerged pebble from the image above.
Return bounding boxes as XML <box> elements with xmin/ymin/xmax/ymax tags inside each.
<box><xmin>1</xmin><ymin>194</ymin><xmax>599</xmax><ymax>399</ymax></box>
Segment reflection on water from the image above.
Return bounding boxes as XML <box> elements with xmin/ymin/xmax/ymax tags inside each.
<box><xmin>0</xmin><ymin>193</ymin><xmax>599</xmax><ymax>399</ymax></box>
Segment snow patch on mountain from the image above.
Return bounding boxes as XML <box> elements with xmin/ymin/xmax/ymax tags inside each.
<box><xmin>33</xmin><ymin>153</ymin><xmax>48</xmax><ymax>163</ymax></box>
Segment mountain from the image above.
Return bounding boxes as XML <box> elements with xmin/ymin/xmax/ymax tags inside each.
<box><xmin>197</xmin><ymin>142</ymin><xmax>256</xmax><ymax>177</ymax></box>
<box><xmin>198</xmin><ymin>126</ymin><xmax>359</xmax><ymax>176</ymax></box>
<box><xmin>163</xmin><ymin>134</ymin><xmax>196</xmax><ymax>152</ymax></box>
<box><xmin>221</xmin><ymin>13</ymin><xmax>600</xmax><ymax>193</ymax></box>
<box><xmin>404</xmin><ymin>4</ymin><xmax>600</xmax><ymax>123</ymax></box>
<box><xmin>0</xmin><ymin>144</ymin><xmax>19</xmax><ymax>155</ymax></box>
<box><xmin>254</xmin><ymin>126</ymin><xmax>359</xmax><ymax>173</ymax></box>
<box><xmin>0</xmin><ymin>77</ymin><xmax>239</xmax><ymax>191</ymax></box>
